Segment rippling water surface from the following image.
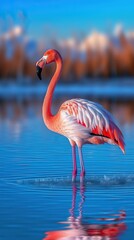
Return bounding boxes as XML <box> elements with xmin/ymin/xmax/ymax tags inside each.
<box><xmin>0</xmin><ymin>94</ymin><xmax>134</xmax><ymax>240</ymax></box>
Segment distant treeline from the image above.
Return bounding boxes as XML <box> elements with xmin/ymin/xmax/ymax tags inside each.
<box><xmin>0</xmin><ymin>33</ymin><xmax>134</xmax><ymax>83</ymax></box>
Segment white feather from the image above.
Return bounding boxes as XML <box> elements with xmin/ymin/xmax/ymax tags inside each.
<box><xmin>59</xmin><ymin>98</ymin><xmax>116</xmax><ymax>143</ymax></box>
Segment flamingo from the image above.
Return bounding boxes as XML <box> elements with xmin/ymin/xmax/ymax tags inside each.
<box><xmin>36</xmin><ymin>49</ymin><xmax>125</xmax><ymax>182</ymax></box>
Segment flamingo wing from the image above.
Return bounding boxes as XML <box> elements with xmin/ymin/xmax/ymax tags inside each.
<box><xmin>59</xmin><ymin>99</ymin><xmax>125</xmax><ymax>153</ymax></box>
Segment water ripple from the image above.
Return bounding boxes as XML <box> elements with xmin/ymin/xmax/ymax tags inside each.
<box><xmin>14</xmin><ymin>174</ymin><xmax>134</xmax><ymax>189</ymax></box>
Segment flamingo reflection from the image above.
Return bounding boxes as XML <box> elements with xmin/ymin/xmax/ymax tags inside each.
<box><xmin>43</xmin><ymin>184</ymin><xmax>126</xmax><ymax>240</ymax></box>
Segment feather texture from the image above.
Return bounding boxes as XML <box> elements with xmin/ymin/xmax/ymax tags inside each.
<box><xmin>58</xmin><ymin>98</ymin><xmax>125</xmax><ymax>152</ymax></box>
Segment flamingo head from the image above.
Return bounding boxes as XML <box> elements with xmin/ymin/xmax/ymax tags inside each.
<box><xmin>36</xmin><ymin>49</ymin><xmax>61</xmax><ymax>80</ymax></box>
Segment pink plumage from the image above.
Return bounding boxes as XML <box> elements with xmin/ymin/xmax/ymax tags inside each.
<box><xmin>59</xmin><ymin>99</ymin><xmax>125</xmax><ymax>152</ymax></box>
<box><xmin>36</xmin><ymin>49</ymin><xmax>125</xmax><ymax>182</ymax></box>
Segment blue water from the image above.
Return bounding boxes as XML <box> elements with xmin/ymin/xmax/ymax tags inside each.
<box><xmin>0</xmin><ymin>98</ymin><xmax>134</xmax><ymax>240</ymax></box>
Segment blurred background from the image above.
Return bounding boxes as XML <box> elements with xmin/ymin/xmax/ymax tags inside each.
<box><xmin>0</xmin><ymin>0</ymin><xmax>134</xmax><ymax>127</ymax></box>
<box><xmin>0</xmin><ymin>2</ymin><xmax>134</xmax><ymax>239</ymax></box>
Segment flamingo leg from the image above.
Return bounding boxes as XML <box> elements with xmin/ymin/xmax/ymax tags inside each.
<box><xmin>78</xmin><ymin>147</ymin><xmax>85</xmax><ymax>182</ymax></box>
<box><xmin>72</xmin><ymin>145</ymin><xmax>77</xmax><ymax>182</ymax></box>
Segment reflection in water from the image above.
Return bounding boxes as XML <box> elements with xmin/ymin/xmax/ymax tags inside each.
<box><xmin>0</xmin><ymin>98</ymin><xmax>134</xmax><ymax>125</ymax></box>
<box><xmin>43</xmin><ymin>184</ymin><xmax>126</xmax><ymax>240</ymax></box>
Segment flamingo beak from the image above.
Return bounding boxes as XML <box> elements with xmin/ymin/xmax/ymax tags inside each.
<box><xmin>36</xmin><ymin>56</ymin><xmax>47</xmax><ymax>80</ymax></box>
<box><xmin>36</xmin><ymin>65</ymin><xmax>42</xmax><ymax>80</ymax></box>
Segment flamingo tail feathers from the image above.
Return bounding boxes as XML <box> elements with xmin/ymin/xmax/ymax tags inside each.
<box><xmin>113</xmin><ymin>124</ymin><xmax>125</xmax><ymax>154</ymax></box>
<box><xmin>91</xmin><ymin>122</ymin><xmax>125</xmax><ymax>154</ymax></box>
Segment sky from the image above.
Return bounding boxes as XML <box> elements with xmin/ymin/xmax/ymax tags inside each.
<box><xmin>1</xmin><ymin>0</ymin><xmax>134</xmax><ymax>40</ymax></box>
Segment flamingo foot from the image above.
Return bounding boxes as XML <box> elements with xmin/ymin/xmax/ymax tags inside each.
<box><xmin>72</xmin><ymin>170</ymin><xmax>77</xmax><ymax>182</ymax></box>
<box><xmin>80</xmin><ymin>171</ymin><xmax>85</xmax><ymax>183</ymax></box>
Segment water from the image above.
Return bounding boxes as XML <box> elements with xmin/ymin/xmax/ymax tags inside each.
<box><xmin>0</xmin><ymin>94</ymin><xmax>134</xmax><ymax>240</ymax></box>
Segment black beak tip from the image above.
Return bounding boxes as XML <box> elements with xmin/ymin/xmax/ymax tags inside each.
<box><xmin>37</xmin><ymin>73</ymin><xmax>42</xmax><ymax>80</ymax></box>
<box><xmin>36</xmin><ymin>65</ymin><xmax>42</xmax><ymax>80</ymax></box>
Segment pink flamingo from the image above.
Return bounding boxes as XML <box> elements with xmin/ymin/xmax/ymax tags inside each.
<box><xmin>36</xmin><ymin>49</ymin><xmax>125</xmax><ymax>182</ymax></box>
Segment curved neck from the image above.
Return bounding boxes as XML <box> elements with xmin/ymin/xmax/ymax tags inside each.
<box><xmin>42</xmin><ymin>55</ymin><xmax>62</xmax><ymax>127</ymax></box>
